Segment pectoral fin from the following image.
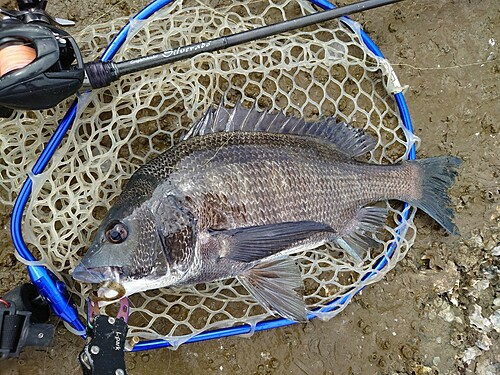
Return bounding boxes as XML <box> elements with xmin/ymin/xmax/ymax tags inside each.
<box><xmin>238</xmin><ymin>257</ymin><xmax>307</xmax><ymax>322</ymax></box>
<box><xmin>210</xmin><ymin>221</ymin><xmax>335</xmax><ymax>263</ymax></box>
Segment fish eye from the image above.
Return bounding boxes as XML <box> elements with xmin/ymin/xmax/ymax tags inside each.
<box><xmin>105</xmin><ymin>221</ymin><xmax>128</xmax><ymax>244</ymax></box>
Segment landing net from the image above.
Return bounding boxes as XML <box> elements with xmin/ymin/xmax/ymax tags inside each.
<box><xmin>0</xmin><ymin>0</ymin><xmax>418</xmax><ymax>348</ymax></box>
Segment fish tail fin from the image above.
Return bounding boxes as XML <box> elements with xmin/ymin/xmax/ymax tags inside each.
<box><xmin>408</xmin><ymin>156</ymin><xmax>462</xmax><ymax>235</ymax></box>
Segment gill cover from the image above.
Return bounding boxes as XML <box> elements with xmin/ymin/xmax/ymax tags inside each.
<box><xmin>154</xmin><ymin>195</ymin><xmax>197</xmax><ymax>274</ymax></box>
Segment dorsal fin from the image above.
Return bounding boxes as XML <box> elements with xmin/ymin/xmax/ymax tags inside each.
<box><xmin>182</xmin><ymin>103</ymin><xmax>377</xmax><ymax>157</ymax></box>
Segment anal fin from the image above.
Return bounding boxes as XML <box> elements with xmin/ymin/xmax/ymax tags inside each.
<box><xmin>335</xmin><ymin>206</ymin><xmax>387</xmax><ymax>262</ymax></box>
<box><xmin>238</xmin><ymin>257</ymin><xmax>307</xmax><ymax>322</ymax></box>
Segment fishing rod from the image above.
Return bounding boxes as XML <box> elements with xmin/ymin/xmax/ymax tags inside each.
<box><xmin>0</xmin><ymin>0</ymin><xmax>403</xmax><ymax>116</ymax></box>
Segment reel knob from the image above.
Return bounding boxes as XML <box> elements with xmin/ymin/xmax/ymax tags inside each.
<box><xmin>18</xmin><ymin>1</ymin><xmax>47</xmax><ymax>11</ymax></box>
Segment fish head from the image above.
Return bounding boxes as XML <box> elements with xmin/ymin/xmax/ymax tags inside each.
<box><xmin>73</xmin><ymin>197</ymin><xmax>196</xmax><ymax>300</ymax></box>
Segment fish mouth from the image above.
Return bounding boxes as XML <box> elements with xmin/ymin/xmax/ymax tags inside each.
<box><xmin>72</xmin><ymin>265</ymin><xmax>126</xmax><ymax>303</ymax></box>
<box><xmin>92</xmin><ymin>280</ymin><xmax>126</xmax><ymax>303</ymax></box>
<box><xmin>72</xmin><ymin>264</ymin><xmax>122</xmax><ymax>284</ymax></box>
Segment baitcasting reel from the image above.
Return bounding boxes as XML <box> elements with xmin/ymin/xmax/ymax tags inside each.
<box><xmin>0</xmin><ymin>0</ymin><xmax>85</xmax><ymax>116</ymax></box>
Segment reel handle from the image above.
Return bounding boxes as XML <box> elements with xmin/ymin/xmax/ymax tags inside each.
<box><xmin>18</xmin><ymin>0</ymin><xmax>48</xmax><ymax>11</ymax></box>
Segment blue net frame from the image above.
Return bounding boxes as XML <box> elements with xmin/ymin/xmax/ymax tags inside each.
<box><xmin>9</xmin><ymin>0</ymin><xmax>415</xmax><ymax>350</ymax></box>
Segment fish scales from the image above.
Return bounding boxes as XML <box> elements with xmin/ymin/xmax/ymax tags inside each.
<box><xmin>73</xmin><ymin>104</ymin><xmax>461</xmax><ymax>321</ymax></box>
<box><xmin>146</xmin><ymin>132</ymin><xmax>414</xmax><ymax>234</ymax></box>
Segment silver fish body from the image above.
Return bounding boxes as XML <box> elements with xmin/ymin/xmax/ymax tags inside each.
<box><xmin>73</xmin><ymin>104</ymin><xmax>461</xmax><ymax>321</ymax></box>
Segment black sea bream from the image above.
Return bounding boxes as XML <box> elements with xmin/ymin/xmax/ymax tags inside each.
<box><xmin>73</xmin><ymin>104</ymin><xmax>461</xmax><ymax>321</ymax></box>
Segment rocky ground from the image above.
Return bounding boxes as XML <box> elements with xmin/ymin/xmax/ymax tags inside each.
<box><xmin>0</xmin><ymin>0</ymin><xmax>498</xmax><ymax>374</ymax></box>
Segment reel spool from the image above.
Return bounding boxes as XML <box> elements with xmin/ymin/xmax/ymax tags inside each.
<box><xmin>0</xmin><ymin>43</ymin><xmax>36</xmax><ymax>77</ymax></box>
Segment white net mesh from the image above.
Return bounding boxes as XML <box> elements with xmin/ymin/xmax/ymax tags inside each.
<box><xmin>0</xmin><ymin>0</ymin><xmax>420</xmax><ymax>348</ymax></box>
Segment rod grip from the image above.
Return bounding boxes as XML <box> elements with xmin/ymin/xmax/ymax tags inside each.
<box><xmin>85</xmin><ymin>61</ymin><xmax>119</xmax><ymax>89</ymax></box>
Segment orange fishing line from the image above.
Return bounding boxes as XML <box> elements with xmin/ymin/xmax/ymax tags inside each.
<box><xmin>0</xmin><ymin>44</ymin><xmax>36</xmax><ymax>77</ymax></box>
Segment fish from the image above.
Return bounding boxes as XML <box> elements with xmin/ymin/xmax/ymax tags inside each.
<box><xmin>72</xmin><ymin>103</ymin><xmax>461</xmax><ymax>321</ymax></box>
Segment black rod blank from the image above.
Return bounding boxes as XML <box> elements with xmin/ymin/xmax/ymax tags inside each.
<box><xmin>111</xmin><ymin>0</ymin><xmax>403</xmax><ymax>78</ymax></box>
